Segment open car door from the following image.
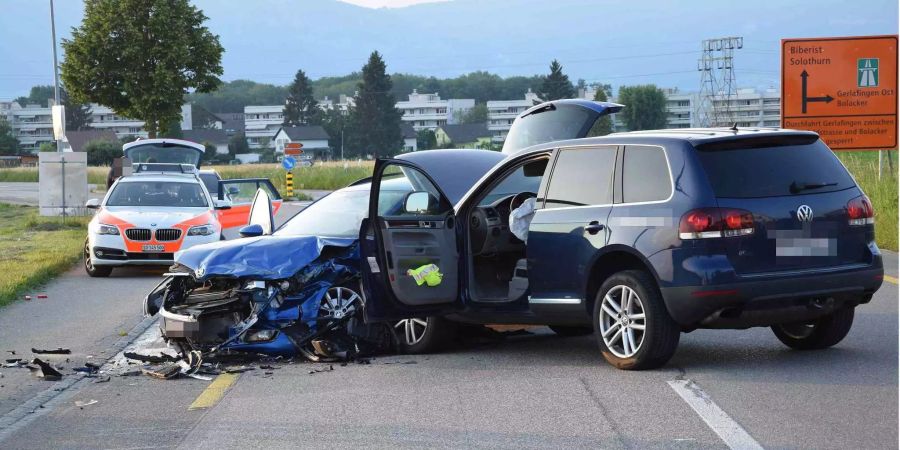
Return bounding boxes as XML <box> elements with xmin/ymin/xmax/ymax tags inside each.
<box><xmin>217</xmin><ymin>178</ymin><xmax>283</xmax><ymax>229</ymax></box>
<box><xmin>247</xmin><ymin>188</ymin><xmax>275</xmax><ymax>235</ymax></box>
<box><xmin>359</xmin><ymin>159</ymin><xmax>462</xmax><ymax>322</ymax></box>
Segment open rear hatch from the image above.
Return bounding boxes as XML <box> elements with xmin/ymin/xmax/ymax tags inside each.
<box><xmin>501</xmin><ymin>99</ymin><xmax>623</xmax><ymax>154</ymax></box>
<box><xmin>123</xmin><ymin>139</ymin><xmax>205</xmax><ymax>168</ymax></box>
<box><xmin>694</xmin><ymin>135</ymin><xmax>875</xmax><ymax>275</ymax></box>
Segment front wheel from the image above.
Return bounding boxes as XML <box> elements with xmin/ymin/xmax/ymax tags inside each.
<box><xmin>83</xmin><ymin>238</ymin><xmax>112</xmax><ymax>278</ymax></box>
<box><xmin>394</xmin><ymin>316</ymin><xmax>455</xmax><ymax>354</ymax></box>
<box><xmin>593</xmin><ymin>270</ymin><xmax>680</xmax><ymax>370</ymax></box>
<box><xmin>772</xmin><ymin>307</ymin><xmax>855</xmax><ymax>350</ymax></box>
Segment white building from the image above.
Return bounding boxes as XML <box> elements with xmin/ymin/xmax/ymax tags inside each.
<box><xmin>244</xmin><ymin>105</ymin><xmax>284</xmax><ymax>148</ymax></box>
<box><xmin>487</xmin><ymin>89</ymin><xmax>542</xmax><ymax>143</ymax></box>
<box><xmin>89</xmin><ymin>104</ymin><xmax>148</xmax><ymax>139</ymax></box>
<box><xmin>318</xmin><ymin>94</ymin><xmax>355</xmax><ymax>116</ymax></box>
<box><xmin>272</xmin><ymin>126</ymin><xmax>331</xmax><ymax>159</ymax></box>
<box><xmin>395</xmin><ymin>90</ymin><xmax>474</xmax><ymax>132</ymax></box>
<box><xmin>5</xmin><ymin>103</ymin><xmax>54</xmax><ymax>150</ymax></box>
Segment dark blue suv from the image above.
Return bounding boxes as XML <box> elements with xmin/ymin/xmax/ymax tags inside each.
<box><xmin>359</xmin><ymin>100</ymin><xmax>884</xmax><ymax>370</ymax></box>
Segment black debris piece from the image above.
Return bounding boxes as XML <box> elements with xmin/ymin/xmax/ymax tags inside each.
<box><xmin>6</xmin><ymin>350</ymin><xmax>15</xmax><ymax>355</ymax></box>
<box><xmin>5</xmin><ymin>358</ymin><xmax>21</xmax><ymax>364</ymax></box>
<box><xmin>224</xmin><ymin>366</ymin><xmax>254</xmax><ymax>374</ymax></box>
<box><xmin>383</xmin><ymin>360</ymin><xmax>417</xmax><ymax>365</ymax></box>
<box><xmin>124</xmin><ymin>352</ymin><xmax>178</xmax><ymax>364</ymax></box>
<box><xmin>30</xmin><ymin>358</ymin><xmax>63</xmax><ymax>381</ymax></box>
<box><xmin>259</xmin><ymin>364</ymin><xmax>277</xmax><ymax>370</ymax></box>
<box><xmin>31</xmin><ymin>347</ymin><xmax>71</xmax><ymax>355</ymax></box>
<box><xmin>73</xmin><ymin>362</ymin><xmax>100</xmax><ymax>374</ymax></box>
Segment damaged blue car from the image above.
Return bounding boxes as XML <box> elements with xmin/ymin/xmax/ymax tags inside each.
<box><xmin>143</xmin><ymin>149</ymin><xmax>505</xmax><ymax>359</ymax></box>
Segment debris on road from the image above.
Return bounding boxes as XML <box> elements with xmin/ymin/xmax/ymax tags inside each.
<box><xmin>73</xmin><ymin>362</ymin><xmax>101</xmax><ymax>374</ymax></box>
<box><xmin>141</xmin><ymin>364</ymin><xmax>181</xmax><ymax>380</ymax></box>
<box><xmin>93</xmin><ymin>375</ymin><xmax>111</xmax><ymax>383</ymax></box>
<box><xmin>30</xmin><ymin>358</ymin><xmax>63</xmax><ymax>381</ymax></box>
<box><xmin>124</xmin><ymin>352</ymin><xmax>178</xmax><ymax>363</ymax></box>
<box><xmin>31</xmin><ymin>347</ymin><xmax>71</xmax><ymax>355</ymax></box>
<box><xmin>74</xmin><ymin>399</ymin><xmax>98</xmax><ymax>408</ymax></box>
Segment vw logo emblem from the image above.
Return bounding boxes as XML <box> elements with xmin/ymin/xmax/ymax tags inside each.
<box><xmin>797</xmin><ymin>205</ymin><xmax>814</xmax><ymax>222</ymax></box>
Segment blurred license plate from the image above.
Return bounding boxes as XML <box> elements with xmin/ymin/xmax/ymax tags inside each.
<box><xmin>142</xmin><ymin>244</ymin><xmax>164</xmax><ymax>252</ymax></box>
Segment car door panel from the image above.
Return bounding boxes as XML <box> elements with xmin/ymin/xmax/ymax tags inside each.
<box><xmin>217</xmin><ymin>178</ymin><xmax>282</xmax><ymax>229</ymax></box>
<box><xmin>360</xmin><ymin>160</ymin><xmax>462</xmax><ymax>322</ymax></box>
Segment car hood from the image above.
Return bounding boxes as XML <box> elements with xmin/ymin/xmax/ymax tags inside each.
<box><xmin>174</xmin><ymin>234</ymin><xmax>358</xmax><ymax>281</ymax></box>
<box><xmin>102</xmin><ymin>207</ymin><xmax>212</xmax><ymax>228</ymax></box>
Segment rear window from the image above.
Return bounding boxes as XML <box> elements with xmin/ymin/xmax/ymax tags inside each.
<box><xmin>695</xmin><ymin>140</ymin><xmax>856</xmax><ymax>198</ymax></box>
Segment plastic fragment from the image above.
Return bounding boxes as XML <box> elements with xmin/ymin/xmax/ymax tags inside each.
<box><xmin>32</xmin><ymin>347</ymin><xmax>71</xmax><ymax>355</ymax></box>
<box><xmin>74</xmin><ymin>399</ymin><xmax>98</xmax><ymax>408</ymax></box>
<box><xmin>30</xmin><ymin>358</ymin><xmax>62</xmax><ymax>381</ymax></box>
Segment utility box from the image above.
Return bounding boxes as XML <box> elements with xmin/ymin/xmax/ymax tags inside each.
<box><xmin>39</xmin><ymin>152</ymin><xmax>89</xmax><ymax>216</ymax></box>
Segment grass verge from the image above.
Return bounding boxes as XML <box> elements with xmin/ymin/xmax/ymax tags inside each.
<box><xmin>0</xmin><ymin>203</ymin><xmax>89</xmax><ymax>308</ymax></box>
<box><xmin>838</xmin><ymin>151</ymin><xmax>898</xmax><ymax>251</ymax></box>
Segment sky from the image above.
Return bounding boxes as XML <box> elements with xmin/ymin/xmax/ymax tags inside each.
<box><xmin>0</xmin><ymin>0</ymin><xmax>897</xmax><ymax>100</ymax></box>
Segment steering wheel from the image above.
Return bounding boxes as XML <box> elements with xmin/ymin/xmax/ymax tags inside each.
<box><xmin>510</xmin><ymin>192</ymin><xmax>537</xmax><ymax>211</ymax></box>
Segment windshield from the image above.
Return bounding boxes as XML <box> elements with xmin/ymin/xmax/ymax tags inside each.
<box><xmin>106</xmin><ymin>181</ymin><xmax>209</xmax><ymax>207</ymax></box>
<box><xmin>275</xmin><ymin>188</ymin><xmax>411</xmax><ymax>238</ymax></box>
<box><xmin>125</xmin><ymin>144</ymin><xmax>203</xmax><ymax>167</ymax></box>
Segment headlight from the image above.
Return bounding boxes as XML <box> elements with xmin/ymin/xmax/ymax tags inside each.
<box><xmin>187</xmin><ymin>224</ymin><xmax>215</xmax><ymax>236</ymax></box>
<box><xmin>97</xmin><ymin>224</ymin><xmax>119</xmax><ymax>235</ymax></box>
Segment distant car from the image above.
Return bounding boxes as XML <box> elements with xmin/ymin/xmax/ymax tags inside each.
<box><xmin>357</xmin><ymin>99</ymin><xmax>884</xmax><ymax>370</ymax></box>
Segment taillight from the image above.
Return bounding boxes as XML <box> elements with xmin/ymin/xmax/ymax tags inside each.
<box><xmin>679</xmin><ymin>208</ymin><xmax>754</xmax><ymax>240</ymax></box>
<box><xmin>847</xmin><ymin>195</ymin><xmax>874</xmax><ymax>226</ymax></box>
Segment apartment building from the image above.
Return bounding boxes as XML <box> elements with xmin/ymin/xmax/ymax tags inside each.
<box><xmin>243</xmin><ymin>105</ymin><xmax>284</xmax><ymax>148</ymax></box>
<box><xmin>486</xmin><ymin>89</ymin><xmax>541</xmax><ymax>143</ymax></box>
<box><xmin>396</xmin><ymin>90</ymin><xmax>474</xmax><ymax>131</ymax></box>
<box><xmin>318</xmin><ymin>94</ymin><xmax>355</xmax><ymax>116</ymax></box>
<box><xmin>89</xmin><ymin>104</ymin><xmax>148</xmax><ymax>138</ymax></box>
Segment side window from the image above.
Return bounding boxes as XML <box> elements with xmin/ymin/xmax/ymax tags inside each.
<box><xmin>379</xmin><ymin>164</ymin><xmax>450</xmax><ymax>217</ymax></box>
<box><xmin>544</xmin><ymin>147</ymin><xmax>616</xmax><ymax>208</ymax></box>
<box><xmin>623</xmin><ymin>146</ymin><xmax>671</xmax><ymax>203</ymax></box>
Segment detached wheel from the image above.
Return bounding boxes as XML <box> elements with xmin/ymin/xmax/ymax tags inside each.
<box><xmin>394</xmin><ymin>316</ymin><xmax>454</xmax><ymax>354</ymax></box>
<box><xmin>549</xmin><ymin>325</ymin><xmax>593</xmax><ymax>337</ymax></box>
<box><xmin>593</xmin><ymin>270</ymin><xmax>679</xmax><ymax>370</ymax></box>
<box><xmin>772</xmin><ymin>307</ymin><xmax>855</xmax><ymax>350</ymax></box>
<box><xmin>84</xmin><ymin>238</ymin><xmax>112</xmax><ymax>278</ymax></box>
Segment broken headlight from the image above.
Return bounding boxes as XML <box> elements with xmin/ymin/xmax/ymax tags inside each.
<box><xmin>97</xmin><ymin>223</ymin><xmax>119</xmax><ymax>235</ymax></box>
<box><xmin>187</xmin><ymin>224</ymin><xmax>215</xmax><ymax>236</ymax></box>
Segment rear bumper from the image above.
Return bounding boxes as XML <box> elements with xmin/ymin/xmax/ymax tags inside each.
<box><xmin>660</xmin><ymin>258</ymin><xmax>883</xmax><ymax>328</ymax></box>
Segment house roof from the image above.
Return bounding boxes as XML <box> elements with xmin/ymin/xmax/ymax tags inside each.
<box><xmin>401</xmin><ymin>123</ymin><xmax>417</xmax><ymax>139</ymax></box>
<box><xmin>64</xmin><ymin>130</ymin><xmax>119</xmax><ymax>152</ymax></box>
<box><xmin>182</xmin><ymin>128</ymin><xmax>229</xmax><ymax>145</ymax></box>
<box><xmin>212</xmin><ymin>111</ymin><xmax>245</xmax><ymax>133</ymax></box>
<box><xmin>276</xmin><ymin>126</ymin><xmax>330</xmax><ymax>141</ymax></box>
<box><xmin>438</xmin><ymin>123</ymin><xmax>491</xmax><ymax>143</ymax></box>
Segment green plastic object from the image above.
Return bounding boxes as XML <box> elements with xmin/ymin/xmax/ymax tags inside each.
<box><xmin>407</xmin><ymin>263</ymin><xmax>443</xmax><ymax>287</ymax></box>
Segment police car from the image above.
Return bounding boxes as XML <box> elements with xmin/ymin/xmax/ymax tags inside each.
<box><xmin>84</xmin><ymin>139</ymin><xmax>281</xmax><ymax>277</ymax></box>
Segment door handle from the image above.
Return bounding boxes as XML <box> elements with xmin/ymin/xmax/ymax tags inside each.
<box><xmin>584</xmin><ymin>221</ymin><xmax>605</xmax><ymax>235</ymax></box>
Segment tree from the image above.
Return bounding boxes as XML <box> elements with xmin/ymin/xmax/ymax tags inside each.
<box><xmin>0</xmin><ymin>117</ymin><xmax>19</xmax><ymax>155</ymax></box>
<box><xmin>587</xmin><ymin>86</ymin><xmax>614</xmax><ymax>136</ymax></box>
<box><xmin>61</xmin><ymin>0</ymin><xmax>223</xmax><ymax>138</ymax></box>
<box><xmin>319</xmin><ymin>108</ymin><xmax>346</xmax><ymax>156</ymax></box>
<box><xmin>84</xmin><ymin>139</ymin><xmax>120</xmax><ymax>166</ymax></box>
<box><xmin>617</xmin><ymin>85</ymin><xmax>668</xmax><ymax>131</ymax></box>
<box><xmin>202</xmin><ymin>142</ymin><xmax>218</xmax><ymax>163</ymax></box>
<box><xmin>540</xmin><ymin>60</ymin><xmax>575</xmax><ymax>101</ymax></box>
<box><xmin>283</xmin><ymin>69</ymin><xmax>319</xmax><ymax>126</ymax></box>
<box><xmin>161</xmin><ymin>119</ymin><xmax>183</xmax><ymax>139</ymax></box>
<box><xmin>345</xmin><ymin>51</ymin><xmax>403</xmax><ymax>158</ymax></box>
<box><xmin>417</xmin><ymin>129</ymin><xmax>437</xmax><ymax>150</ymax></box>
<box><xmin>228</xmin><ymin>132</ymin><xmax>250</xmax><ymax>158</ymax></box>
<box><xmin>187</xmin><ymin>80</ymin><xmax>287</xmax><ymax>112</ymax></box>
<box><xmin>460</xmin><ymin>104</ymin><xmax>488</xmax><ymax>124</ymax></box>
<box><xmin>39</xmin><ymin>142</ymin><xmax>56</xmax><ymax>152</ymax></box>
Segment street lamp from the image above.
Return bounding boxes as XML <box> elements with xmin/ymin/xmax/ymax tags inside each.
<box><xmin>49</xmin><ymin>0</ymin><xmax>62</xmax><ymax>152</ymax></box>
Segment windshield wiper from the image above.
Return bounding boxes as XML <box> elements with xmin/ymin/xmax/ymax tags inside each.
<box><xmin>790</xmin><ymin>181</ymin><xmax>838</xmax><ymax>194</ymax></box>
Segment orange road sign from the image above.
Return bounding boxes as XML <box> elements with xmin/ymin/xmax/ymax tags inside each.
<box><xmin>284</xmin><ymin>142</ymin><xmax>304</xmax><ymax>155</ymax></box>
<box><xmin>782</xmin><ymin>35</ymin><xmax>898</xmax><ymax>151</ymax></box>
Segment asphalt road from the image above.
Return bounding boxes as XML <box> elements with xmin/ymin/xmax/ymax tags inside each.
<box><xmin>0</xmin><ymin>236</ymin><xmax>895</xmax><ymax>448</ymax></box>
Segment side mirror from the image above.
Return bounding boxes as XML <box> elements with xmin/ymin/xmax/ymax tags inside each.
<box><xmin>213</xmin><ymin>199</ymin><xmax>232</xmax><ymax>210</ymax></box>
<box><xmin>238</xmin><ymin>223</ymin><xmax>264</xmax><ymax>238</ymax></box>
<box><xmin>85</xmin><ymin>198</ymin><xmax>100</xmax><ymax>209</ymax></box>
<box><xmin>227</xmin><ymin>186</ymin><xmax>241</xmax><ymax>196</ymax></box>
<box><xmin>404</xmin><ymin>191</ymin><xmax>437</xmax><ymax>214</ymax></box>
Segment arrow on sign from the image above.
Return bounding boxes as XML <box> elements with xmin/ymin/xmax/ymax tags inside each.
<box><xmin>800</xmin><ymin>70</ymin><xmax>834</xmax><ymax>114</ymax></box>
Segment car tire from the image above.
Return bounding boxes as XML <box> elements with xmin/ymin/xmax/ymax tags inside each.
<box><xmin>83</xmin><ymin>238</ymin><xmax>113</xmax><ymax>278</ymax></box>
<box><xmin>771</xmin><ymin>307</ymin><xmax>855</xmax><ymax>350</ymax></box>
<box><xmin>394</xmin><ymin>316</ymin><xmax>455</xmax><ymax>354</ymax></box>
<box><xmin>549</xmin><ymin>325</ymin><xmax>593</xmax><ymax>337</ymax></box>
<box><xmin>592</xmin><ymin>270</ymin><xmax>680</xmax><ymax>370</ymax></box>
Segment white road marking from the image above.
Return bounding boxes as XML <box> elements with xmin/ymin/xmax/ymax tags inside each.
<box><xmin>667</xmin><ymin>379</ymin><xmax>764</xmax><ymax>450</ymax></box>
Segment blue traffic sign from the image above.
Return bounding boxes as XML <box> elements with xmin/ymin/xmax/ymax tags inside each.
<box><xmin>282</xmin><ymin>156</ymin><xmax>296</xmax><ymax>170</ymax></box>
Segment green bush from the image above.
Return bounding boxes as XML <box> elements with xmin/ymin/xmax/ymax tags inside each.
<box><xmin>84</xmin><ymin>139</ymin><xmax>120</xmax><ymax>166</ymax></box>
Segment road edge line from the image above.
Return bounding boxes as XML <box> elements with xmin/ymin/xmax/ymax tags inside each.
<box><xmin>667</xmin><ymin>379</ymin><xmax>765</xmax><ymax>450</ymax></box>
<box><xmin>0</xmin><ymin>315</ymin><xmax>158</xmax><ymax>443</ymax></box>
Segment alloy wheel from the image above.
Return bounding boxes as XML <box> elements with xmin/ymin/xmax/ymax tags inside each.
<box><xmin>84</xmin><ymin>241</ymin><xmax>93</xmax><ymax>271</ymax></box>
<box><xmin>320</xmin><ymin>286</ymin><xmax>361</xmax><ymax>320</ymax></box>
<box><xmin>598</xmin><ymin>285</ymin><xmax>647</xmax><ymax>358</ymax></box>
<box><xmin>394</xmin><ymin>318</ymin><xmax>428</xmax><ymax>346</ymax></box>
